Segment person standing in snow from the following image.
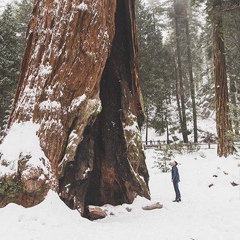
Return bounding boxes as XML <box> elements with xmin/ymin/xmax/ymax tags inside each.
<box><xmin>171</xmin><ymin>161</ymin><xmax>181</xmax><ymax>202</ymax></box>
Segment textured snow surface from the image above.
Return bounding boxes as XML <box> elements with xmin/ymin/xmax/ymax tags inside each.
<box><xmin>69</xmin><ymin>94</ymin><xmax>86</xmax><ymax>112</ymax></box>
<box><xmin>1</xmin><ymin>144</ymin><xmax>240</xmax><ymax>239</ymax></box>
<box><xmin>76</xmin><ymin>2</ymin><xmax>88</xmax><ymax>11</ymax></box>
<box><xmin>0</xmin><ymin>122</ymin><xmax>50</xmax><ymax>176</ymax></box>
<box><xmin>39</xmin><ymin>64</ymin><xmax>52</xmax><ymax>77</ymax></box>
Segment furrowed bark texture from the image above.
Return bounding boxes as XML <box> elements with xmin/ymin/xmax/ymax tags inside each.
<box><xmin>209</xmin><ymin>0</ymin><xmax>233</xmax><ymax>157</ymax></box>
<box><xmin>0</xmin><ymin>0</ymin><xmax>150</xmax><ymax>210</ymax></box>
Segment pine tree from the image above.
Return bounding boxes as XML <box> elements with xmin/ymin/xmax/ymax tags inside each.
<box><xmin>0</xmin><ymin>1</ymin><xmax>32</xmax><ymax>133</ymax></box>
<box><xmin>161</xmin><ymin>0</ymin><xmax>209</xmax><ymax>142</ymax></box>
<box><xmin>136</xmin><ymin>0</ymin><xmax>173</xmax><ymax>138</ymax></box>
<box><xmin>224</xmin><ymin>5</ymin><xmax>240</xmax><ymax>137</ymax></box>
<box><xmin>14</xmin><ymin>0</ymin><xmax>33</xmax><ymax>50</ymax></box>
<box><xmin>173</xmin><ymin>0</ymin><xmax>189</xmax><ymax>143</ymax></box>
<box><xmin>0</xmin><ymin>4</ymin><xmax>20</xmax><ymax>131</ymax></box>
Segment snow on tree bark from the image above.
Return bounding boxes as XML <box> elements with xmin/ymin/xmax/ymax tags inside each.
<box><xmin>0</xmin><ymin>0</ymin><xmax>150</xmax><ymax>211</ymax></box>
<box><xmin>208</xmin><ymin>0</ymin><xmax>234</xmax><ymax>157</ymax></box>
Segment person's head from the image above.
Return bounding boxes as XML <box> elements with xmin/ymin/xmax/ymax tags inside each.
<box><xmin>172</xmin><ymin>161</ymin><xmax>178</xmax><ymax>166</ymax></box>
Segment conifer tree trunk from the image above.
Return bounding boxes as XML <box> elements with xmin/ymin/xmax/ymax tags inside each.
<box><xmin>229</xmin><ymin>77</ymin><xmax>239</xmax><ymax>135</ymax></box>
<box><xmin>208</xmin><ymin>0</ymin><xmax>233</xmax><ymax>157</ymax></box>
<box><xmin>174</xmin><ymin>0</ymin><xmax>188</xmax><ymax>143</ymax></box>
<box><xmin>145</xmin><ymin>106</ymin><xmax>149</xmax><ymax>145</ymax></box>
<box><xmin>185</xmin><ymin>13</ymin><xmax>198</xmax><ymax>143</ymax></box>
<box><xmin>172</xmin><ymin>47</ymin><xmax>183</xmax><ymax>139</ymax></box>
<box><xmin>0</xmin><ymin>0</ymin><xmax>150</xmax><ymax>212</ymax></box>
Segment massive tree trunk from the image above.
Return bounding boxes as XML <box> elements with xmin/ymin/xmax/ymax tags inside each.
<box><xmin>208</xmin><ymin>0</ymin><xmax>233</xmax><ymax>157</ymax></box>
<box><xmin>0</xmin><ymin>0</ymin><xmax>150</xmax><ymax>214</ymax></box>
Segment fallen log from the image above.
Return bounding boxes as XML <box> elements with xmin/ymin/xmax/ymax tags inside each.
<box><xmin>142</xmin><ymin>202</ymin><xmax>163</xmax><ymax>211</ymax></box>
<box><xmin>85</xmin><ymin>206</ymin><xmax>107</xmax><ymax>221</ymax></box>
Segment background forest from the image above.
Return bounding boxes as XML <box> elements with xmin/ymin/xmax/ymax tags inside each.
<box><xmin>135</xmin><ymin>0</ymin><xmax>240</xmax><ymax>150</ymax></box>
<box><xmin>1</xmin><ymin>0</ymin><xmax>240</xmax><ymax>153</ymax></box>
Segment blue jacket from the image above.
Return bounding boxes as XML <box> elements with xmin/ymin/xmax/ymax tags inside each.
<box><xmin>172</xmin><ymin>166</ymin><xmax>180</xmax><ymax>182</ymax></box>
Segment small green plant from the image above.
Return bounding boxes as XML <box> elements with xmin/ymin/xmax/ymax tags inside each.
<box><xmin>199</xmin><ymin>151</ymin><xmax>206</xmax><ymax>158</ymax></box>
<box><xmin>154</xmin><ymin>146</ymin><xmax>174</xmax><ymax>172</ymax></box>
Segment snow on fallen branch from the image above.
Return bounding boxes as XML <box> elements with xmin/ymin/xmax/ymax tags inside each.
<box><xmin>142</xmin><ymin>202</ymin><xmax>163</xmax><ymax>211</ymax></box>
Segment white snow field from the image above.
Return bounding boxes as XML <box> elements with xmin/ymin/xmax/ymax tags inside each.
<box><xmin>0</xmin><ymin>145</ymin><xmax>240</xmax><ymax>240</ymax></box>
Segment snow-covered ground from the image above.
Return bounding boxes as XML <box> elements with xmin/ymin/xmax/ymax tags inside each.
<box><xmin>1</xmin><ymin>144</ymin><xmax>240</xmax><ymax>240</ymax></box>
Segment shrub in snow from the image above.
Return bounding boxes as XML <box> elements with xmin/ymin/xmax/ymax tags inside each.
<box><xmin>199</xmin><ymin>152</ymin><xmax>206</xmax><ymax>158</ymax></box>
<box><xmin>154</xmin><ymin>146</ymin><xmax>174</xmax><ymax>172</ymax></box>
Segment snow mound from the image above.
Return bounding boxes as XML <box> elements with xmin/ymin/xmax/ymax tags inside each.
<box><xmin>0</xmin><ymin>122</ymin><xmax>50</xmax><ymax>177</ymax></box>
<box><xmin>0</xmin><ymin>191</ymin><xmax>91</xmax><ymax>240</ymax></box>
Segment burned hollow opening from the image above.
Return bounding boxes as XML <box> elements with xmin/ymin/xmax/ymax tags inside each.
<box><xmin>59</xmin><ymin>0</ymin><xmax>147</xmax><ymax>217</ymax></box>
<box><xmin>84</xmin><ymin>0</ymin><xmax>137</xmax><ymax>206</ymax></box>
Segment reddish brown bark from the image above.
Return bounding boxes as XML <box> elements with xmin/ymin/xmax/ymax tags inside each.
<box><xmin>209</xmin><ymin>0</ymin><xmax>233</xmax><ymax>157</ymax></box>
<box><xmin>0</xmin><ymin>0</ymin><xmax>150</xmax><ymax>212</ymax></box>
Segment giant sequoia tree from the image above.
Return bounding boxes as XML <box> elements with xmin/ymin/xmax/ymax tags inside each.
<box><xmin>208</xmin><ymin>0</ymin><xmax>234</xmax><ymax>157</ymax></box>
<box><xmin>0</xmin><ymin>0</ymin><xmax>150</xmax><ymax>215</ymax></box>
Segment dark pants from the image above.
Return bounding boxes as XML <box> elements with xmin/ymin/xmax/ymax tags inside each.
<box><xmin>173</xmin><ymin>181</ymin><xmax>181</xmax><ymax>200</ymax></box>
